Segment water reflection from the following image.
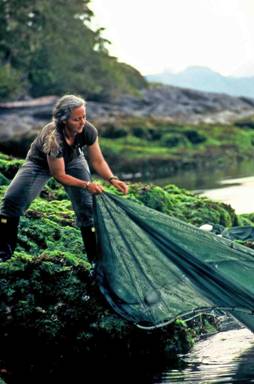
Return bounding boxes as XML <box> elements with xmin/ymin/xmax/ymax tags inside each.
<box><xmin>154</xmin><ymin>328</ymin><xmax>254</xmax><ymax>383</ymax></box>
<box><xmin>148</xmin><ymin>159</ymin><xmax>254</xmax><ymax>214</ymax></box>
<box><xmin>200</xmin><ymin>176</ymin><xmax>254</xmax><ymax>214</ymax></box>
<box><xmin>151</xmin><ymin>159</ymin><xmax>254</xmax><ymax>191</ymax></box>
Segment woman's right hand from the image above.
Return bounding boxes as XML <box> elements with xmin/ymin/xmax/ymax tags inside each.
<box><xmin>85</xmin><ymin>182</ymin><xmax>104</xmax><ymax>194</ymax></box>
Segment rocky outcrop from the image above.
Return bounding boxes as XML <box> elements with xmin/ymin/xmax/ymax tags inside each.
<box><xmin>1</xmin><ymin>86</ymin><xmax>254</xmax><ymax>147</ymax></box>
<box><xmin>0</xmin><ymin>97</ymin><xmax>56</xmax><ymax>156</ymax></box>
<box><xmin>1</xmin><ymin>161</ymin><xmax>227</xmax><ymax>382</ymax></box>
<box><xmin>97</xmin><ymin>85</ymin><xmax>254</xmax><ymax>124</ymax></box>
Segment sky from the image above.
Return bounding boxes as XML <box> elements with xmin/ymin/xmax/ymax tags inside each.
<box><xmin>90</xmin><ymin>0</ymin><xmax>254</xmax><ymax>77</ymax></box>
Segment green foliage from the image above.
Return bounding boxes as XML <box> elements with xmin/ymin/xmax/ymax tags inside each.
<box><xmin>183</xmin><ymin>130</ymin><xmax>207</xmax><ymax>144</ymax></box>
<box><xmin>0</xmin><ymin>252</ymin><xmax>101</xmax><ymax>377</ymax></box>
<box><xmin>234</xmin><ymin>114</ymin><xmax>254</xmax><ymax>129</ymax></box>
<box><xmin>161</xmin><ymin>133</ymin><xmax>190</xmax><ymax>148</ymax></box>
<box><xmin>0</xmin><ymin>249</ymin><xmax>203</xmax><ymax>381</ymax></box>
<box><xmin>99</xmin><ymin>122</ymin><xmax>128</xmax><ymax>138</ymax></box>
<box><xmin>238</xmin><ymin>213</ymin><xmax>254</xmax><ymax>226</ymax></box>
<box><xmin>94</xmin><ymin>117</ymin><xmax>254</xmax><ymax>178</ymax></box>
<box><xmin>122</xmin><ymin>183</ymin><xmax>238</xmax><ymax>227</ymax></box>
<box><xmin>0</xmin><ymin>153</ymin><xmax>24</xmax><ymax>179</ymax></box>
<box><xmin>0</xmin><ymin>64</ymin><xmax>28</xmax><ymax>100</ymax></box>
<box><xmin>0</xmin><ymin>151</ymin><xmax>242</xmax><ymax>381</ymax></box>
<box><xmin>17</xmin><ymin>198</ymin><xmax>81</xmax><ymax>256</ymax></box>
<box><xmin>0</xmin><ymin>172</ymin><xmax>10</xmax><ymax>186</ymax></box>
<box><xmin>0</xmin><ymin>0</ymin><xmax>147</xmax><ymax>101</ymax></box>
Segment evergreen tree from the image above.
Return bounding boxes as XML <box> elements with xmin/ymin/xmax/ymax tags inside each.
<box><xmin>0</xmin><ymin>0</ymin><xmax>146</xmax><ymax>100</ymax></box>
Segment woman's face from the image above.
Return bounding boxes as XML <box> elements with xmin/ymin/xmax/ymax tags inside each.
<box><xmin>65</xmin><ymin>105</ymin><xmax>86</xmax><ymax>135</ymax></box>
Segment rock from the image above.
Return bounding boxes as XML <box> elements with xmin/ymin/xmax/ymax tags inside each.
<box><xmin>1</xmin><ymin>85</ymin><xmax>254</xmax><ymax>155</ymax></box>
<box><xmin>199</xmin><ymin>224</ymin><xmax>213</xmax><ymax>232</ymax></box>
<box><xmin>1</xmin><ymin>175</ymin><xmax>223</xmax><ymax>382</ymax></box>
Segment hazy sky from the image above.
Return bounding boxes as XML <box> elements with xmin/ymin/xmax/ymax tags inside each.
<box><xmin>90</xmin><ymin>0</ymin><xmax>254</xmax><ymax>77</ymax></box>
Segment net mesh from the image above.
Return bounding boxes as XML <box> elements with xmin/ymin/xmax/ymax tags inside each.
<box><xmin>94</xmin><ymin>193</ymin><xmax>254</xmax><ymax>330</ymax></box>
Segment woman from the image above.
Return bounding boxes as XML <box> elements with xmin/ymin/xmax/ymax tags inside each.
<box><xmin>0</xmin><ymin>94</ymin><xmax>128</xmax><ymax>262</ymax></box>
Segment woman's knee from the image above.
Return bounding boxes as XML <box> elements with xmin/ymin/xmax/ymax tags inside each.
<box><xmin>1</xmin><ymin>176</ymin><xmax>38</xmax><ymax>216</ymax></box>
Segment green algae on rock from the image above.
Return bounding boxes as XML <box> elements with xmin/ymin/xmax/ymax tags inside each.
<box><xmin>0</xmin><ymin>152</ymin><xmax>237</xmax><ymax>382</ymax></box>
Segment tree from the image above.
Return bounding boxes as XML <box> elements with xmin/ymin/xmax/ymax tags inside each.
<box><xmin>0</xmin><ymin>0</ymin><xmax>147</xmax><ymax>101</ymax></box>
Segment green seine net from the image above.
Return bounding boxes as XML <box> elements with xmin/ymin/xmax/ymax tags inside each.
<box><xmin>94</xmin><ymin>193</ymin><xmax>254</xmax><ymax>330</ymax></box>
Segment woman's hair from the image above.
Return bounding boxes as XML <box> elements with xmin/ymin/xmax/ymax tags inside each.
<box><xmin>53</xmin><ymin>94</ymin><xmax>86</xmax><ymax>129</ymax></box>
<box><xmin>43</xmin><ymin>94</ymin><xmax>86</xmax><ymax>156</ymax></box>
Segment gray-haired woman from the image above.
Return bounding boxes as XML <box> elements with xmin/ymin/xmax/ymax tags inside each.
<box><xmin>0</xmin><ymin>94</ymin><xmax>128</xmax><ymax>262</ymax></box>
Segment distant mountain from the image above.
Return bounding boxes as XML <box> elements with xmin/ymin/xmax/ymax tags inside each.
<box><xmin>146</xmin><ymin>66</ymin><xmax>254</xmax><ymax>98</ymax></box>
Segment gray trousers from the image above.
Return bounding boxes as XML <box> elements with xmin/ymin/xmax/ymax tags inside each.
<box><xmin>0</xmin><ymin>155</ymin><xmax>94</xmax><ymax>227</ymax></box>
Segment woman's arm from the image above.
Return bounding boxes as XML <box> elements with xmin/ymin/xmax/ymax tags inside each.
<box><xmin>47</xmin><ymin>155</ymin><xmax>104</xmax><ymax>193</ymax></box>
<box><xmin>88</xmin><ymin>138</ymin><xmax>128</xmax><ymax>194</ymax></box>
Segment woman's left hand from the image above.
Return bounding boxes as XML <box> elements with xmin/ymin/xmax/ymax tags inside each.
<box><xmin>111</xmin><ymin>179</ymin><xmax>129</xmax><ymax>194</ymax></box>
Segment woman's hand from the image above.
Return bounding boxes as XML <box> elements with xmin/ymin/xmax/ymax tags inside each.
<box><xmin>110</xmin><ymin>179</ymin><xmax>128</xmax><ymax>194</ymax></box>
<box><xmin>86</xmin><ymin>182</ymin><xmax>104</xmax><ymax>194</ymax></box>
<box><xmin>87</xmin><ymin>140</ymin><xmax>128</xmax><ymax>194</ymax></box>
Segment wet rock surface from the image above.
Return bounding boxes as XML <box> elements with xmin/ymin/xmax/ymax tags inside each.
<box><xmin>1</xmin><ymin>86</ymin><xmax>254</xmax><ymax>154</ymax></box>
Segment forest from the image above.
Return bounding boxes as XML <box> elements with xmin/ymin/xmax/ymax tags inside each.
<box><xmin>0</xmin><ymin>0</ymin><xmax>146</xmax><ymax>101</ymax></box>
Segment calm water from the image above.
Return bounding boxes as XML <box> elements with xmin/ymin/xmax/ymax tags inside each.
<box><xmin>200</xmin><ymin>175</ymin><xmax>254</xmax><ymax>214</ymax></box>
<box><xmin>152</xmin><ymin>158</ymin><xmax>254</xmax><ymax>214</ymax></box>
<box><xmin>152</xmin><ymin>158</ymin><xmax>254</xmax><ymax>191</ymax></box>
<box><xmin>153</xmin><ymin>328</ymin><xmax>254</xmax><ymax>384</ymax></box>
<box><xmin>151</xmin><ymin>159</ymin><xmax>254</xmax><ymax>383</ymax></box>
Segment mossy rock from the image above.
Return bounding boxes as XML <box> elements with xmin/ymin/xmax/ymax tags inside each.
<box><xmin>234</xmin><ymin>114</ymin><xmax>254</xmax><ymax>129</ymax></box>
<box><xmin>0</xmin><ymin>151</ymin><xmax>240</xmax><ymax>381</ymax></box>
<box><xmin>0</xmin><ymin>172</ymin><xmax>10</xmax><ymax>186</ymax></box>
<box><xmin>122</xmin><ymin>183</ymin><xmax>238</xmax><ymax>227</ymax></box>
<box><xmin>0</xmin><ymin>251</ymin><xmax>200</xmax><ymax>382</ymax></box>
<box><xmin>0</xmin><ymin>153</ymin><xmax>24</xmax><ymax>179</ymax></box>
